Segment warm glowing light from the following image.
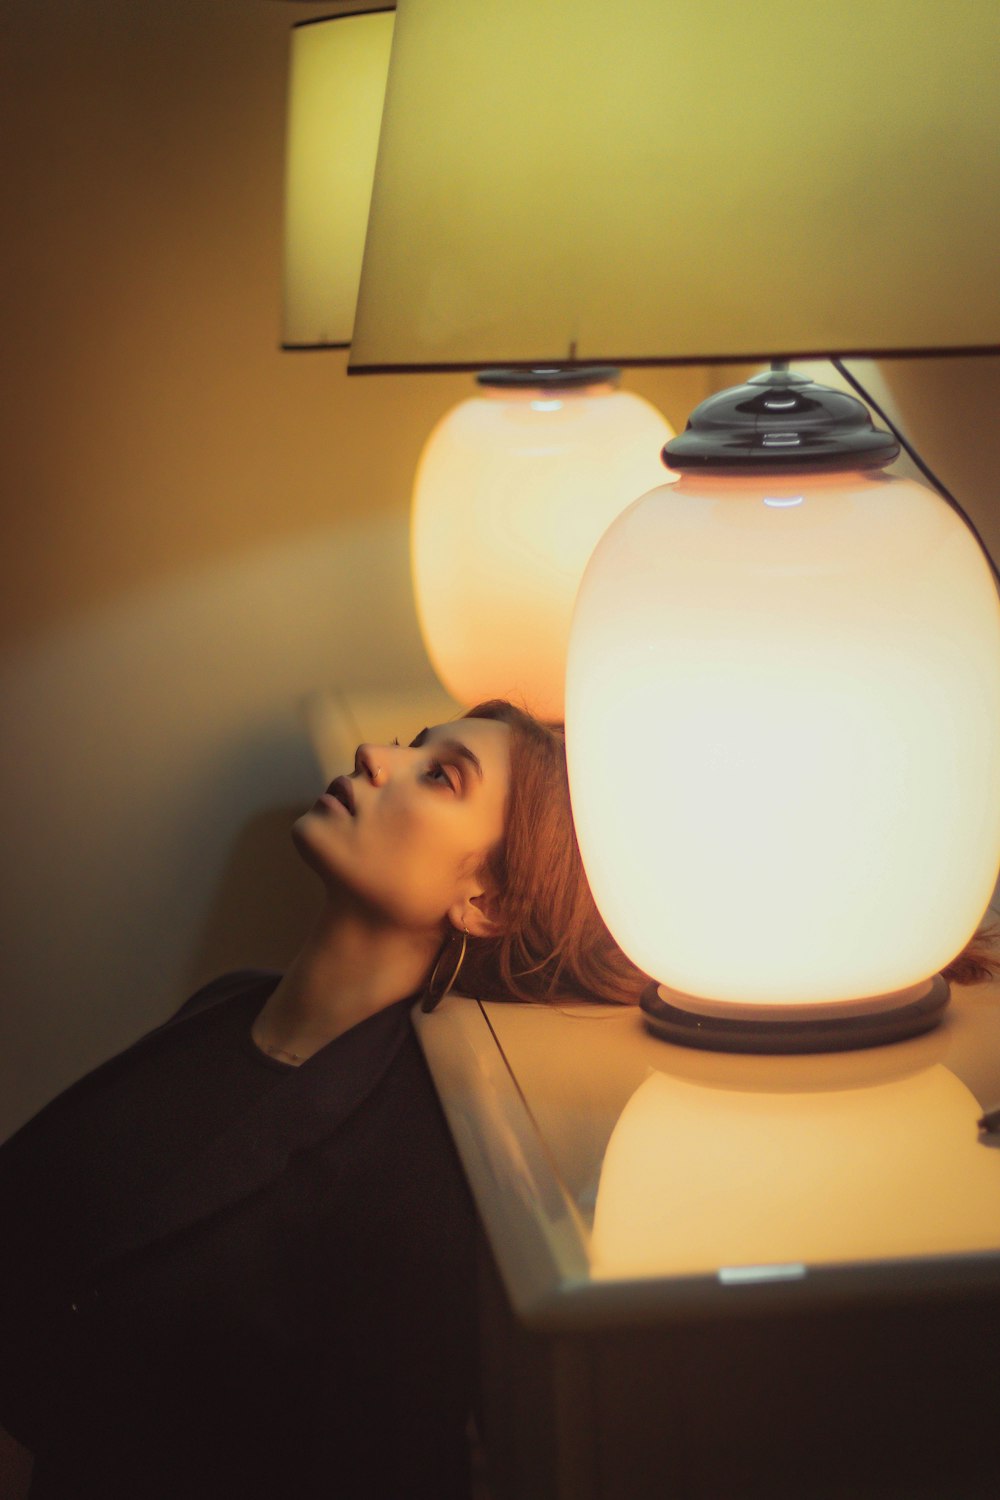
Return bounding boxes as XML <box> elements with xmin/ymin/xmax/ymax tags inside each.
<box><xmin>412</xmin><ymin>377</ymin><xmax>675</xmax><ymax>720</ymax></box>
<box><xmin>282</xmin><ymin>11</ymin><xmax>395</xmax><ymax>348</ymax></box>
<box><xmin>591</xmin><ymin>1066</ymin><xmax>1000</xmax><ymax>1277</ymax></box>
<box><xmin>566</xmin><ymin>468</ymin><xmax>1000</xmax><ymax>1003</ymax></box>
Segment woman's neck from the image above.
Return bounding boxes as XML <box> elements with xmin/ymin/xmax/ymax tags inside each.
<box><xmin>252</xmin><ymin>901</ymin><xmax>441</xmax><ymax>1063</ymax></box>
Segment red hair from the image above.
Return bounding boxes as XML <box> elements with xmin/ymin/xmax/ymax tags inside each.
<box><xmin>459</xmin><ymin>701</ymin><xmax>649</xmax><ymax>1006</ymax></box>
<box><xmin>942</xmin><ymin>922</ymin><xmax>999</xmax><ymax>985</ymax></box>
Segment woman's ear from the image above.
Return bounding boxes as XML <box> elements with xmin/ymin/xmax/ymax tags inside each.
<box><xmin>449</xmin><ymin>889</ymin><xmax>502</xmax><ymax>940</ymax></box>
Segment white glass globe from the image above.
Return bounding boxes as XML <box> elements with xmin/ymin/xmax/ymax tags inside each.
<box><xmin>411</xmin><ymin>375</ymin><xmax>675</xmax><ymax>720</ymax></box>
<box><xmin>566</xmin><ymin>467</ymin><xmax>1000</xmax><ymax>1006</ymax></box>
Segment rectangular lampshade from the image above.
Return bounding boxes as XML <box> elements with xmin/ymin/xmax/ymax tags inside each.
<box><xmin>282</xmin><ymin>8</ymin><xmax>395</xmax><ymax>349</ymax></box>
<box><xmin>349</xmin><ymin>0</ymin><xmax>1000</xmax><ymax>370</ymax></box>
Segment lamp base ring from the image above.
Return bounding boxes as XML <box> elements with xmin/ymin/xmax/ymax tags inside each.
<box><xmin>639</xmin><ymin>974</ymin><xmax>951</xmax><ymax>1054</ymax></box>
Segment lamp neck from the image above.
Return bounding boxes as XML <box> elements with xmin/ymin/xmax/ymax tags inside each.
<box><xmin>476</xmin><ymin>364</ymin><xmax>621</xmax><ymax>396</ymax></box>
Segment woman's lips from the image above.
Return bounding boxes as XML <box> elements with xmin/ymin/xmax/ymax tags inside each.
<box><xmin>319</xmin><ymin>775</ymin><xmax>355</xmax><ymax>815</ymax></box>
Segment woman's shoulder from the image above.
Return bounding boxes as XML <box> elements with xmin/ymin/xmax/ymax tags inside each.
<box><xmin>168</xmin><ymin>968</ymin><xmax>282</xmax><ymax>1024</ymax></box>
<box><xmin>1</xmin><ymin>972</ymin><xmax>284</xmax><ymax>1156</ymax></box>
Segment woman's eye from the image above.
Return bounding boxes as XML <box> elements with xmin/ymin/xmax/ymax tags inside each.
<box><xmin>426</xmin><ymin>760</ymin><xmax>458</xmax><ymax>791</ymax></box>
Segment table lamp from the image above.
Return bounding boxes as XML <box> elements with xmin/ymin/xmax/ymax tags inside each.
<box><xmin>279</xmin><ymin>7</ymin><xmax>676</xmax><ymax>715</ymax></box>
<box><xmin>288</xmin><ymin>0</ymin><xmax>1000</xmax><ymax>1045</ymax></box>
<box><xmin>565</xmin><ymin>368</ymin><xmax>1000</xmax><ymax>1050</ymax></box>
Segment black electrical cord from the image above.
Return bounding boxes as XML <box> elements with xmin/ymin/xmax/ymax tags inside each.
<box><xmin>831</xmin><ymin>357</ymin><xmax>1000</xmax><ymax>593</ymax></box>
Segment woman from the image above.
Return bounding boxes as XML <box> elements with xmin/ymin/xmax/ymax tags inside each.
<box><xmin>1</xmin><ymin>700</ymin><xmax>995</xmax><ymax>1499</ymax></box>
<box><xmin>0</xmin><ymin>701</ymin><xmax>646</xmax><ymax>1500</ymax></box>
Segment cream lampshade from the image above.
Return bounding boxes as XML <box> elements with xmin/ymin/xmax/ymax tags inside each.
<box><xmin>349</xmin><ymin>0</ymin><xmax>999</xmax><ymax>371</ymax></box>
<box><xmin>282</xmin><ymin>9</ymin><xmax>395</xmax><ymax>349</ymax></box>
<box><xmin>565</xmin><ymin>371</ymin><xmax>1000</xmax><ymax>1050</ymax></box>
<box><xmin>410</xmin><ymin>367</ymin><xmax>675</xmax><ymax>719</ymax></box>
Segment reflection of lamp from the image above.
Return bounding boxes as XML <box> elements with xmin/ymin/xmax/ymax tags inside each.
<box><xmin>591</xmin><ymin>1064</ymin><xmax>1000</xmax><ymax>1278</ymax></box>
<box><xmin>411</xmin><ymin>367</ymin><xmax>675</xmax><ymax>718</ymax></box>
<box><xmin>566</xmin><ymin>370</ymin><xmax>1000</xmax><ymax>1050</ymax></box>
<box><xmin>282</xmin><ymin>9</ymin><xmax>394</xmax><ymax>349</ymax></box>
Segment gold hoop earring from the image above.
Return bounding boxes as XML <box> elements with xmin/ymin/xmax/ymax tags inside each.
<box><xmin>420</xmin><ymin>926</ymin><xmax>468</xmax><ymax>1013</ymax></box>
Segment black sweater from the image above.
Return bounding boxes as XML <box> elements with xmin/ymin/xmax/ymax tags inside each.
<box><xmin>0</xmin><ymin>972</ymin><xmax>477</xmax><ymax>1499</ymax></box>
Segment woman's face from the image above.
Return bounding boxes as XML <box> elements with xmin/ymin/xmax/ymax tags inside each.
<box><xmin>293</xmin><ymin>716</ymin><xmax>511</xmax><ymax>932</ymax></box>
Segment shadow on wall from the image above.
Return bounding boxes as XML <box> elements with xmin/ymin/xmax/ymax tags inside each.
<box><xmin>185</xmin><ymin>804</ymin><xmax>321</xmax><ymax>993</ymax></box>
<box><xmin>0</xmin><ymin>710</ymin><xmax>323</xmax><ymax>1142</ymax></box>
<box><xmin>0</xmin><ymin>508</ymin><xmax>435</xmax><ymax>1143</ymax></box>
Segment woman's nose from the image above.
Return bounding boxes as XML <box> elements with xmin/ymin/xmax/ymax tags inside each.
<box><xmin>355</xmin><ymin>743</ymin><xmax>388</xmax><ymax>786</ymax></box>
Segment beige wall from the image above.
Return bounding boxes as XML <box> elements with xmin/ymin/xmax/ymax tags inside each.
<box><xmin>1</xmin><ymin>0</ymin><xmax>996</xmax><ymax>1140</ymax></box>
<box><xmin>0</xmin><ymin>0</ymin><xmax>707</xmax><ymax>1139</ymax></box>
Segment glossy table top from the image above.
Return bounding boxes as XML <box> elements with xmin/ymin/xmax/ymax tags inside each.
<box><xmin>414</xmin><ymin>978</ymin><xmax>1000</xmax><ymax>1330</ymax></box>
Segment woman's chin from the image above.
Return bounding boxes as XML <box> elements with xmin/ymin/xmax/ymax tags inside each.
<box><xmin>290</xmin><ymin>816</ymin><xmax>340</xmax><ymax>881</ymax></box>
